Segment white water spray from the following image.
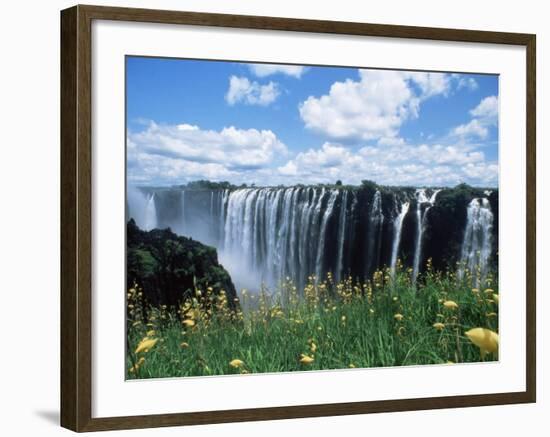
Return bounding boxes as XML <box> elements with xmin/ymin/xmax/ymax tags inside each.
<box><xmin>336</xmin><ymin>190</ymin><xmax>349</xmax><ymax>283</ymax></box>
<box><xmin>390</xmin><ymin>200</ymin><xmax>410</xmax><ymax>276</ymax></box>
<box><xmin>458</xmin><ymin>198</ymin><xmax>494</xmax><ymax>284</ymax></box>
<box><xmin>412</xmin><ymin>189</ymin><xmax>441</xmax><ymax>281</ymax></box>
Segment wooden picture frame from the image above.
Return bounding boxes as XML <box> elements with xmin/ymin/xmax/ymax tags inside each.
<box><xmin>60</xmin><ymin>4</ymin><xmax>536</xmax><ymax>432</ymax></box>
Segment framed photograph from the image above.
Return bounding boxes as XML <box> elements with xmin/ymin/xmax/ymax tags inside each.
<box><xmin>60</xmin><ymin>4</ymin><xmax>536</xmax><ymax>432</ymax></box>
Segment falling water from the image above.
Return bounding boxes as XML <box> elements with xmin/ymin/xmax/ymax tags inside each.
<box><xmin>179</xmin><ymin>190</ymin><xmax>186</xmax><ymax>234</ymax></box>
<box><xmin>217</xmin><ymin>187</ymin><xmax>336</xmax><ymax>291</ymax></box>
<box><xmin>301</xmin><ymin>188</ymin><xmax>325</xmax><ymax>287</ymax></box>
<box><xmin>365</xmin><ymin>190</ymin><xmax>384</xmax><ymax>278</ymax></box>
<box><xmin>298</xmin><ymin>188</ymin><xmax>314</xmax><ymax>276</ymax></box>
<box><xmin>412</xmin><ymin>189</ymin><xmax>441</xmax><ymax>281</ymax></box>
<box><xmin>390</xmin><ymin>200</ymin><xmax>410</xmax><ymax>276</ymax></box>
<box><xmin>126</xmin><ymin>185</ymin><xmax>497</xmax><ymax>294</ymax></box>
<box><xmin>347</xmin><ymin>192</ymin><xmax>358</xmax><ymax>274</ymax></box>
<box><xmin>315</xmin><ymin>190</ymin><xmax>339</xmax><ymax>282</ymax></box>
<box><xmin>142</xmin><ymin>193</ymin><xmax>157</xmax><ymax>231</ymax></box>
<box><xmin>458</xmin><ymin>198</ymin><xmax>494</xmax><ymax>284</ymax></box>
<box><xmin>127</xmin><ymin>186</ymin><xmax>154</xmax><ymax>230</ymax></box>
<box><xmin>219</xmin><ymin>190</ymin><xmax>228</xmax><ymax>247</ymax></box>
<box><xmin>336</xmin><ymin>190</ymin><xmax>349</xmax><ymax>283</ymax></box>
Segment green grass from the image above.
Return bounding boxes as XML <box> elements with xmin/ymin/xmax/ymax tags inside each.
<box><xmin>126</xmin><ymin>264</ymin><xmax>499</xmax><ymax>379</ymax></box>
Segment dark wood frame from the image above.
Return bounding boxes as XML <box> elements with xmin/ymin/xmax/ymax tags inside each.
<box><xmin>60</xmin><ymin>4</ymin><xmax>536</xmax><ymax>432</ymax></box>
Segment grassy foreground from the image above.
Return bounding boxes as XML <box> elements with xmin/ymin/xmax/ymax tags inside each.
<box><xmin>126</xmin><ymin>262</ymin><xmax>499</xmax><ymax>378</ymax></box>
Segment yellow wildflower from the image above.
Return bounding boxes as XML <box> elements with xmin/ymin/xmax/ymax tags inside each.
<box><xmin>484</xmin><ymin>288</ymin><xmax>494</xmax><ymax>294</ymax></box>
<box><xmin>182</xmin><ymin>319</ymin><xmax>195</xmax><ymax>328</ymax></box>
<box><xmin>229</xmin><ymin>359</ymin><xmax>244</xmax><ymax>368</ymax></box>
<box><xmin>443</xmin><ymin>300</ymin><xmax>459</xmax><ymax>310</ymax></box>
<box><xmin>310</xmin><ymin>342</ymin><xmax>317</xmax><ymax>353</ymax></box>
<box><xmin>300</xmin><ymin>354</ymin><xmax>314</xmax><ymax>364</ymax></box>
<box><xmin>180</xmin><ymin>342</ymin><xmax>189</xmax><ymax>348</ymax></box>
<box><xmin>146</xmin><ymin>330</ymin><xmax>155</xmax><ymax>337</ymax></box>
<box><xmin>394</xmin><ymin>313</ymin><xmax>404</xmax><ymax>321</ymax></box>
<box><xmin>433</xmin><ymin>322</ymin><xmax>445</xmax><ymax>330</ymax></box>
<box><xmin>465</xmin><ymin>328</ymin><xmax>499</xmax><ymax>358</ymax></box>
<box><xmin>349</xmin><ymin>363</ymin><xmax>356</xmax><ymax>368</ymax></box>
<box><xmin>128</xmin><ymin>357</ymin><xmax>145</xmax><ymax>373</ymax></box>
<box><xmin>493</xmin><ymin>294</ymin><xmax>499</xmax><ymax>304</ymax></box>
<box><xmin>135</xmin><ymin>338</ymin><xmax>158</xmax><ymax>354</ymax></box>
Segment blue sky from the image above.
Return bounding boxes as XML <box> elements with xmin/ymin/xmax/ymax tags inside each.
<box><xmin>127</xmin><ymin>56</ymin><xmax>499</xmax><ymax>187</ymax></box>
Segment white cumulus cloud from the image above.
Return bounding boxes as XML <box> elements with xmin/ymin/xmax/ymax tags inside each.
<box><xmin>248</xmin><ymin>64</ymin><xmax>307</xmax><ymax>78</ymax></box>
<box><xmin>452</xmin><ymin>74</ymin><xmax>479</xmax><ymax>91</ymax></box>
<box><xmin>470</xmin><ymin>95</ymin><xmax>498</xmax><ymax>120</ymax></box>
<box><xmin>451</xmin><ymin>95</ymin><xmax>498</xmax><ymax>140</ymax></box>
<box><xmin>298</xmin><ymin>70</ymin><xmax>452</xmax><ymax>141</ymax></box>
<box><xmin>405</xmin><ymin>71</ymin><xmax>452</xmax><ymax>98</ymax></box>
<box><xmin>225</xmin><ymin>76</ymin><xmax>280</xmax><ymax>106</ymax></box>
<box><xmin>273</xmin><ymin>140</ymin><xmax>496</xmax><ymax>187</ymax></box>
<box><xmin>451</xmin><ymin>119</ymin><xmax>489</xmax><ymax>139</ymax></box>
<box><xmin>127</xmin><ymin>121</ymin><xmax>288</xmax><ymax>184</ymax></box>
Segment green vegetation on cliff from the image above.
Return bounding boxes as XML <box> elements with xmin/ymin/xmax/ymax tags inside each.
<box><xmin>127</xmin><ymin>219</ymin><xmax>237</xmax><ymax>309</ymax></box>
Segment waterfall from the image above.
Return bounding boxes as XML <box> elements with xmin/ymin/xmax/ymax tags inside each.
<box><xmin>126</xmin><ymin>184</ymin><xmax>497</xmax><ymax>294</ymax></box>
<box><xmin>288</xmin><ymin>188</ymin><xmax>301</xmax><ymax>284</ymax></box>
<box><xmin>315</xmin><ymin>190</ymin><xmax>339</xmax><ymax>282</ymax></box>
<box><xmin>216</xmin><ymin>187</ymin><xmax>345</xmax><ymax>291</ymax></box>
<box><xmin>276</xmin><ymin>188</ymin><xmax>294</xmax><ymax>282</ymax></box>
<box><xmin>266</xmin><ymin>189</ymin><xmax>284</xmax><ymax>285</ymax></box>
<box><xmin>209</xmin><ymin>191</ymin><xmax>215</xmax><ymax>239</ymax></box>
<box><xmin>252</xmin><ymin>189</ymin><xmax>267</xmax><ymax>270</ymax></box>
<box><xmin>308</xmin><ymin>188</ymin><xmax>325</xmax><ymax>275</ymax></box>
<box><xmin>141</xmin><ymin>193</ymin><xmax>157</xmax><ymax>231</ymax></box>
<box><xmin>347</xmin><ymin>192</ymin><xmax>358</xmax><ymax>275</ymax></box>
<box><xmin>298</xmin><ymin>188</ymin><xmax>313</xmax><ymax>274</ymax></box>
<box><xmin>336</xmin><ymin>190</ymin><xmax>349</xmax><ymax>283</ymax></box>
<box><xmin>365</xmin><ymin>190</ymin><xmax>384</xmax><ymax>278</ymax></box>
<box><xmin>390</xmin><ymin>200</ymin><xmax>410</xmax><ymax>276</ymax></box>
<box><xmin>180</xmin><ymin>190</ymin><xmax>186</xmax><ymax>234</ymax></box>
<box><xmin>458</xmin><ymin>198</ymin><xmax>494</xmax><ymax>284</ymax></box>
<box><xmin>219</xmin><ymin>190</ymin><xmax>228</xmax><ymax>247</ymax></box>
<box><xmin>412</xmin><ymin>189</ymin><xmax>441</xmax><ymax>281</ymax></box>
<box><xmin>127</xmin><ymin>186</ymin><xmax>157</xmax><ymax>231</ymax></box>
